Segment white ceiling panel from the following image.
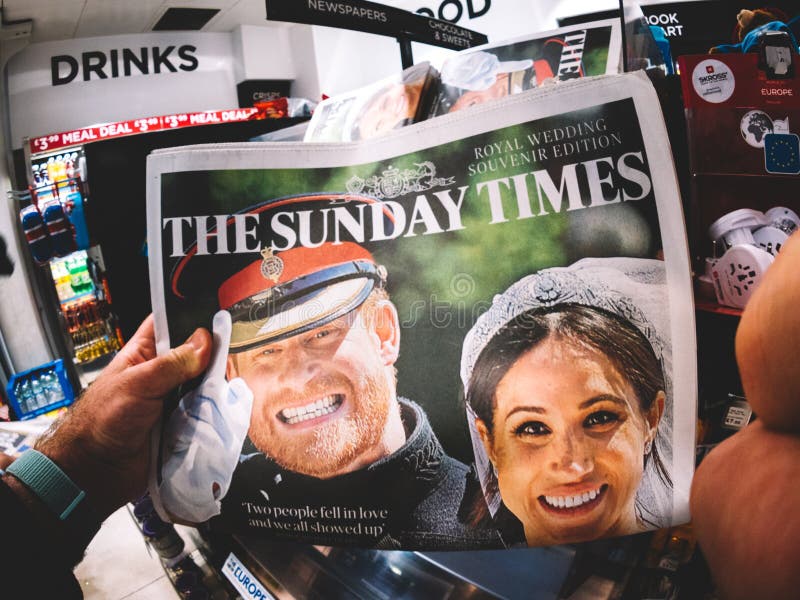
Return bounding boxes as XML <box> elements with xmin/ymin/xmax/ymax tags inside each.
<box><xmin>75</xmin><ymin>0</ymin><xmax>167</xmax><ymax>38</ymax></box>
<box><xmin>144</xmin><ymin>0</ymin><xmax>249</xmax><ymax>32</ymax></box>
<box><xmin>210</xmin><ymin>0</ymin><xmax>272</xmax><ymax>33</ymax></box>
<box><xmin>4</xmin><ymin>0</ymin><xmax>87</xmax><ymax>42</ymax></box>
<box><xmin>1</xmin><ymin>0</ymin><xmax>284</xmax><ymax>45</ymax></box>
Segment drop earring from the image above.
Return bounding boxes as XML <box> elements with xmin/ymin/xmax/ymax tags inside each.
<box><xmin>644</xmin><ymin>439</ymin><xmax>653</xmax><ymax>455</ymax></box>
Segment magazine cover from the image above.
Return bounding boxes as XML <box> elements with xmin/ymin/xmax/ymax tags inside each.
<box><xmin>304</xmin><ymin>62</ymin><xmax>438</xmax><ymax>142</ymax></box>
<box><xmin>147</xmin><ymin>71</ymin><xmax>695</xmax><ymax>551</ymax></box>
<box><xmin>431</xmin><ymin>19</ymin><xmax>622</xmax><ymax>116</ymax></box>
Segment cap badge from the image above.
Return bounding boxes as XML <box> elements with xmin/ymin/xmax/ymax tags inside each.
<box><xmin>260</xmin><ymin>247</ymin><xmax>284</xmax><ymax>283</ymax></box>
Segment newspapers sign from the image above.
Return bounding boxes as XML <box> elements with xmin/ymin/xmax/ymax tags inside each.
<box><xmin>266</xmin><ymin>0</ymin><xmax>488</xmax><ymax>49</ymax></box>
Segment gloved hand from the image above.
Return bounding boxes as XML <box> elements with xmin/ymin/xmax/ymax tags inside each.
<box><xmin>158</xmin><ymin>310</ymin><xmax>253</xmax><ymax>523</ymax></box>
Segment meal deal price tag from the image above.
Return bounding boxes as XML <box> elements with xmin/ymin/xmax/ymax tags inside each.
<box><xmin>29</xmin><ymin>108</ymin><xmax>260</xmax><ymax>155</ymax></box>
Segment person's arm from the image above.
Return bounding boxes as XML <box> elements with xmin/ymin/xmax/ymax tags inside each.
<box><xmin>0</xmin><ymin>315</ymin><xmax>211</xmax><ymax>574</ymax></box>
<box><xmin>0</xmin><ymin>451</ymin><xmax>13</xmax><ymax>470</ymax></box>
<box><xmin>691</xmin><ymin>233</ymin><xmax>800</xmax><ymax>599</ymax></box>
<box><xmin>0</xmin><ymin>474</ymin><xmax>83</xmax><ymax>598</ymax></box>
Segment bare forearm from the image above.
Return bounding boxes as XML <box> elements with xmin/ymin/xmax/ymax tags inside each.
<box><xmin>33</xmin><ymin>401</ymin><xmax>147</xmax><ymax>521</ymax></box>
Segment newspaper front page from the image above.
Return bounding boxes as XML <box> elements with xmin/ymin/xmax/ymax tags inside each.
<box><xmin>432</xmin><ymin>18</ymin><xmax>622</xmax><ymax>116</ymax></box>
<box><xmin>147</xmin><ymin>71</ymin><xmax>695</xmax><ymax>550</ymax></box>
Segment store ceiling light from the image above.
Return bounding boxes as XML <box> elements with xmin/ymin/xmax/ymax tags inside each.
<box><xmin>152</xmin><ymin>8</ymin><xmax>220</xmax><ymax>31</ymax></box>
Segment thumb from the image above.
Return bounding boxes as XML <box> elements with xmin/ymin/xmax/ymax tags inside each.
<box><xmin>127</xmin><ymin>328</ymin><xmax>212</xmax><ymax>398</ymax></box>
<box><xmin>736</xmin><ymin>232</ymin><xmax>800</xmax><ymax>431</ymax></box>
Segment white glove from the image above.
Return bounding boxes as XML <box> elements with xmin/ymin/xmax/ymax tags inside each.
<box><xmin>158</xmin><ymin>310</ymin><xmax>253</xmax><ymax>523</ymax></box>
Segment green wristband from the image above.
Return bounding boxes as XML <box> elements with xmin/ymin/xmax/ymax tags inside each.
<box><xmin>7</xmin><ymin>449</ymin><xmax>86</xmax><ymax>520</ymax></box>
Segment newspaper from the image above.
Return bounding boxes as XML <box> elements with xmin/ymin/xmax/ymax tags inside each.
<box><xmin>304</xmin><ymin>62</ymin><xmax>439</xmax><ymax>142</ymax></box>
<box><xmin>147</xmin><ymin>71</ymin><xmax>695</xmax><ymax>550</ymax></box>
<box><xmin>304</xmin><ymin>19</ymin><xmax>622</xmax><ymax>142</ymax></box>
<box><xmin>432</xmin><ymin>19</ymin><xmax>622</xmax><ymax>116</ymax></box>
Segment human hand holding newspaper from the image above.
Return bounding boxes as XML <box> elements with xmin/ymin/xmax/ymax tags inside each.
<box><xmin>158</xmin><ymin>310</ymin><xmax>253</xmax><ymax>523</ymax></box>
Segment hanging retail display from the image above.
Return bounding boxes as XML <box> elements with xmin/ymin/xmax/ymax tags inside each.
<box><xmin>679</xmin><ymin>43</ymin><xmax>800</xmax><ymax>313</ymax></box>
<box><xmin>19</xmin><ymin>204</ymin><xmax>53</xmax><ymax>265</ymax></box>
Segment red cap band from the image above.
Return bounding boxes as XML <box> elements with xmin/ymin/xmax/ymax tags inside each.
<box><xmin>218</xmin><ymin>241</ymin><xmax>374</xmax><ymax>309</ymax></box>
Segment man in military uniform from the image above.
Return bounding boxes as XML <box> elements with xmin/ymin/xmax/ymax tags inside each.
<box><xmin>159</xmin><ymin>193</ymin><xmax>499</xmax><ymax>550</ymax></box>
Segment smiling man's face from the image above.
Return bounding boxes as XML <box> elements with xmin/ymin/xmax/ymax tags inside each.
<box><xmin>227</xmin><ymin>299</ymin><xmax>400</xmax><ymax>479</ymax></box>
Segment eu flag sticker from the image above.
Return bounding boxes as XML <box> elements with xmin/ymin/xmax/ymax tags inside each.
<box><xmin>764</xmin><ymin>133</ymin><xmax>800</xmax><ymax>174</ymax></box>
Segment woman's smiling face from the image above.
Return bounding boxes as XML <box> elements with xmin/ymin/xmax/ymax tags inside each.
<box><xmin>478</xmin><ymin>334</ymin><xmax>660</xmax><ymax>546</ymax></box>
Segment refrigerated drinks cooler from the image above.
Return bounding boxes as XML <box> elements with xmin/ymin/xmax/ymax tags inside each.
<box><xmin>17</xmin><ymin>109</ymin><xmax>307</xmax><ymax>389</ymax></box>
<box><xmin>21</xmin><ymin>145</ymin><xmax>122</xmax><ymax>385</ymax></box>
<box><xmin>49</xmin><ymin>250</ymin><xmax>121</xmax><ymax>365</ymax></box>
